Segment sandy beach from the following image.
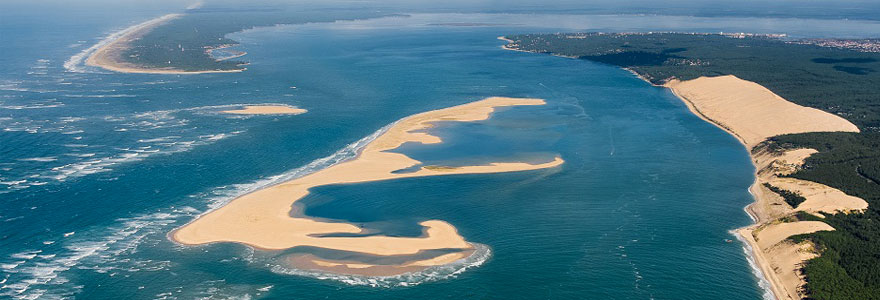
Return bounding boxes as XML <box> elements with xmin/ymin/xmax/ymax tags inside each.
<box><xmin>221</xmin><ymin>105</ymin><xmax>308</xmax><ymax>115</ymax></box>
<box><xmin>172</xmin><ymin>97</ymin><xmax>564</xmax><ymax>275</ymax></box>
<box><xmin>85</xmin><ymin>14</ymin><xmax>245</xmax><ymax>75</ymax></box>
<box><xmin>665</xmin><ymin>75</ymin><xmax>865</xmax><ymax>300</ymax></box>
<box><xmin>497</xmin><ymin>38</ymin><xmax>866</xmax><ymax>298</ymax></box>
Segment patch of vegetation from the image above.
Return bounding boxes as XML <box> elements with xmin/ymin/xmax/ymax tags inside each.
<box><xmin>763</xmin><ymin>183</ymin><xmax>807</xmax><ymax>208</ymax></box>
<box><xmin>794</xmin><ymin>211</ymin><xmax>825</xmax><ymax>222</ymax></box>
<box><xmin>504</xmin><ymin>32</ymin><xmax>880</xmax><ymax>300</ymax></box>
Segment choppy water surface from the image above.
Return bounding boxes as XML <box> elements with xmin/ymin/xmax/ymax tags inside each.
<box><xmin>4</xmin><ymin>7</ymin><xmax>880</xmax><ymax>300</ymax></box>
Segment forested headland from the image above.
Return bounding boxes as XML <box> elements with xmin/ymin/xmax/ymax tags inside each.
<box><xmin>120</xmin><ymin>6</ymin><xmax>389</xmax><ymax>72</ymax></box>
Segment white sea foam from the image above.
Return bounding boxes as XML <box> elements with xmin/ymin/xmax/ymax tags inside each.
<box><xmin>2</xmin><ymin>128</ymin><xmax>236</xmax><ymax>192</ymax></box>
<box><xmin>733</xmin><ymin>230</ymin><xmax>776</xmax><ymax>300</ymax></box>
<box><xmin>62</xmin><ymin>94</ymin><xmax>136</xmax><ymax>98</ymax></box>
<box><xmin>17</xmin><ymin>157</ymin><xmax>57</xmax><ymax>163</ymax></box>
<box><xmin>46</xmin><ymin>132</ymin><xmax>233</xmax><ymax>182</ymax></box>
<box><xmin>137</xmin><ymin>136</ymin><xmax>180</xmax><ymax>143</ymax></box>
<box><xmin>0</xmin><ymin>207</ymin><xmax>199</xmax><ymax>299</ymax></box>
<box><xmin>0</xmin><ymin>103</ymin><xmax>64</xmax><ymax>110</ymax></box>
<box><xmin>0</xmin><ymin>121</ymin><xmax>454</xmax><ymax>298</ymax></box>
<box><xmin>269</xmin><ymin>243</ymin><xmax>492</xmax><ymax>287</ymax></box>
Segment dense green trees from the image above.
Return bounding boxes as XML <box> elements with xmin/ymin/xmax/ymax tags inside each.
<box><xmin>506</xmin><ymin>33</ymin><xmax>880</xmax><ymax>300</ymax></box>
<box><xmin>123</xmin><ymin>9</ymin><xmax>387</xmax><ymax>71</ymax></box>
<box><xmin>763</xmin><ymin>183</ymin><xmax>807</xmax><ymax>208</ymax></box>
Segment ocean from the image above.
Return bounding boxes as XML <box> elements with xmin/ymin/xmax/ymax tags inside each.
<box><xmin>3</xmin><ymin>4</ymin><xmax>880</xmax><ymax>299</ymax></box>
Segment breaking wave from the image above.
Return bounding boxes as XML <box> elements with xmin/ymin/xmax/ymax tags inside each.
<box><xmin>0</xmin><ymin>207</ymin><xmax>199</xmax><ymax>300</ymax></box>
<box><xmin>733</xmin><ymin>230</ymin><xmax>776</xmax><ymax>300</ymax></box>
<box><xmin>269</xmin><ymin>243</ymin><xmax>491</xmax><ymax>288</ymax></box>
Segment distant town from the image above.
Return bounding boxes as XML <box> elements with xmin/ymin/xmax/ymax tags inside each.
<box><xmin>793</xmin><ymin>38</ymin><xmax>880</xmax><ymax>53</ymax></box>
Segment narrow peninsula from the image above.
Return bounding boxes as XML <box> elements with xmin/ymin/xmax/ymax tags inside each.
<box><xmin>171</xmin><ymin>97</ymin><xmax>564</xmax><ymax>276</ymax></box>
<box><xmin>80</xmin><ymin>9</ymin><xmax>388</xmax><ymax>74</ymax></box>
<box><xmin>85</xmin><ymin>14</ymin><xmax>245</xmax><ymax>74</ymax></box>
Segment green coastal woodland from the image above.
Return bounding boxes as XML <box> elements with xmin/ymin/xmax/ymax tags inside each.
<box><xmin>121</xmin><ymin>7</ymin><xmax>388</xmax><ymax>72</ymax></box>
<box><xmin>503</xmin><ymin>32</ymin><xmax>880</xmax><ymax>300</ymax></box>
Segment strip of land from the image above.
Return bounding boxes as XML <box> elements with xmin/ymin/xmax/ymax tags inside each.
<box><xmin>171</xmin><ymin>97</ymin><xmax>563</xmax><ymax>276</ymax></box>
<box><xmin>664</xmin><ymin>75</ymin><xmax>866</xmax><ymax>300</ymax></box>
<box><xmin>85</xmin><ymin>14</ymin><xmax>244</xmax><ymax>74</ymax></box>
<box><xmin>221</xmin><ymin>105</ymin><xmax>307</xmax><ymax>115</ymax></box>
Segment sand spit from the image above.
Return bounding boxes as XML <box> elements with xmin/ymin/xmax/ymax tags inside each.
<box><xmin>665</xmin><ymin>75</ymin><xmax>865</xmax><ymax>300</ymax></box>
<box><xmin>222</xmin><ymin>105</ymin><xmax>307</xmax><ymax>115</ymax></box>
<box><xmin>85</xmin><ymin>14</ymin><xmax>244</xmax><ymax>75</ymax></box>
<box><xmin>171</xmin><ymin>97</ymin><xmax>564</xmax><ymax>275</ymax></box>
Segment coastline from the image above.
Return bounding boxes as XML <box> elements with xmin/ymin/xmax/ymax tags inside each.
<box><xmin>498</xmin><ymin>37</ymin><xmax>865</xmax><ymax>300</ymax></box>
<box><xmin>84</xmin><ymin>13</ymin><xmax>245</xmax><ymax>75</ymax></box>
<box><xmin>665</xmin><ymin>76</ymin><xmax>863</xmax><ymax>300</ymax></box>
<box><xmin>170</xmin><ymin>97</ymin><xmax>564</xmax><ymax>276</ymax></box>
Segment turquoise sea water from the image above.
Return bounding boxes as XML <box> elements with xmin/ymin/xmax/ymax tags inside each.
<box><xmin>3</xmin><ymin>5</ymin><xmax>880</xmax><ymax>299</ymax></box>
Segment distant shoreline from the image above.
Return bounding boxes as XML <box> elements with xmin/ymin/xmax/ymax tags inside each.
<box><xmin>85</xmin><ymin>13</ymin><xmax>245</xmax><ymax>75</ymax></box>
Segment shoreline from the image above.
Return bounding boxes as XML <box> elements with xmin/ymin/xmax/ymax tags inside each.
<box><xmin>84</xmin><ymin>13</ymin><xmax>245</xmax><ymax>75</ymax></box>
<box><xmin>665</xmin><ymin>76</ymin><xmax>862</xmax><ymax>300</ymax></box>
<box><xmin>498</xmin><ymin>37</ymin><xmax>864</xmax><ymax>300</ymax></box>
<box><xmin>170</xmin><ymin>97</ymin><xmax>564</xmax><ymax>276</ymax></box>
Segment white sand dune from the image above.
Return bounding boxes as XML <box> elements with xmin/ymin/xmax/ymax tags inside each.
<box><xmin>666</xmin><ymin>75</ymin><xmax>864</xmax><ymax>300</ymax></box>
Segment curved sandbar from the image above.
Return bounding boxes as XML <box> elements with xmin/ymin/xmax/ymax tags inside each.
<box><xmin>222</xmin><ymin>105</ymin><xmax>307</xmax><ymax>115</ymax></box>
<box><xmin>171</xmin><ymin>97</ymin><xmax>564</xmax><ymax>274</ymax></box>
<box><xmin>85</xmin><ymin>14</ymin><xmax>244</xmax><ymax>74</ymax></box>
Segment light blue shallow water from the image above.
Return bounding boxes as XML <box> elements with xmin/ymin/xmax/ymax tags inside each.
<box><xmin>3</xmin><ymin>6</ymin><xmax>880</xmax><ymax>300</ymax></box>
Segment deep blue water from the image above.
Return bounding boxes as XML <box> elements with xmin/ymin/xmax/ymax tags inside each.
<box><xmin>3</xmin><ymin>5</ymin><xmax>880</xmax><ymax>300</ymax></box>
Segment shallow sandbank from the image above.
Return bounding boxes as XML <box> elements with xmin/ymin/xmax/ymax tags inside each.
<box><xmin>222</xmin><ymin>105</ymin><xmax>307</xmax><ymax>115</ymax></box>
<box><xmin>171</xmin><ymin>97</ymin><xmax>563</xmax><ymax>275</ymax></box>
